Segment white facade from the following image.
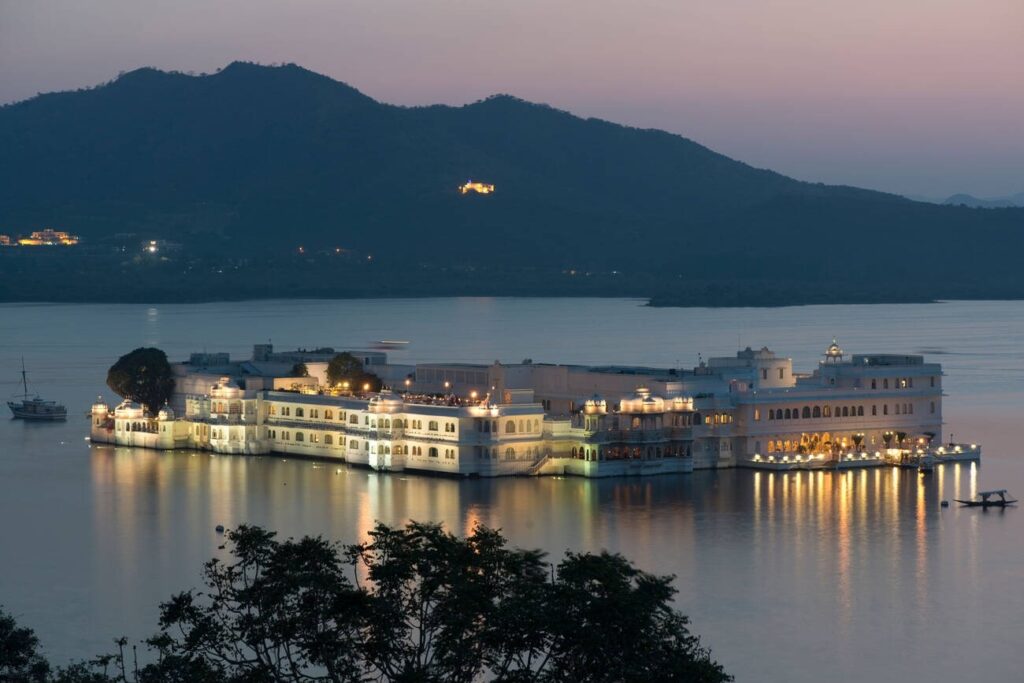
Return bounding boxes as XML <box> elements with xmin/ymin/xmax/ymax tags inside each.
<box><xmin>90</xmin><ymin>340</ymin><xmax>978</xmax><ymax>476</ymax></box>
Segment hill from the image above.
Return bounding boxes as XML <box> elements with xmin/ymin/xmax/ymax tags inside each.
<box><xmin>1</xmin><ymin>62</ymin><xmax>1023</xmax><ymax>305</ymax></box>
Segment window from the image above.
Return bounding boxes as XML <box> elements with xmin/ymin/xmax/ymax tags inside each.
<box><xmin>883</xmin><ymin>379</ymin><xmax>889</xmax><ymax>389</ymax></box>
<box><xmin>883</xmin><ymin>405</ymin><xmax>888</xmax><ymax>415</ymax></box>
<box><xmin>296</xmin><ymin>407</ymin><xmax>304</xmax><ymax>418</ymax></box>
<box><xmin>445</xmin><ymin>422</ymin><xmax>455</xmax><ymax>433</ymax></box>
<box><xmin>428</xmin><ymin>420</ymin><xmax>439</xmax><ymax>431</ymax></box>
<box><xmin>505</xmin><ymin>420</ymin><xmax>516</xmax><ymax>434</ymax></box>
<box><xmin>282</xmin><ymin>407</ymin><xmax>291</xmax><ymax>416</ymax></box>
<box><xmin>762</xmin><ymin>369</ymin><xmax>768</xmax><ymax>380</ymax></box>
<box><xmin>296</xmin><ymin>432</ymin><xmax>304</xmax><ymax>442</ymax></box>
<box><xmin>768</xmin><ymin>409</ymin><xmax>775</xmax><ymax>420</ymax></box>
<box><xmin>871</xmin><ymin>379</ymin><xmax>877</xmax><ymax>390</ymax></box>
<box><xmin>930</xmin><ymin>377</ymin><xmax>935</xmax><ymax>388</ymax></box>
<box><xmin>428</xmin><ymin>447</ymin><xmax>439</xmax><ymax>458</ymax></box>
<box><xmin>784</xmin><ymin>409</ymin><xmax>791</xmax><ymax>419</ymax></box>
<box><xmin>778</xmin><ymin>368</ymin><xmax>784</xmax><ymax>380</ymax></box>
<box><xmin>505</xmin><ymin>447</ymin><xmax>516</xmax><ymax>460</ymax></box>
<box><xmin>269</xmin><ymin>405</ymin><xmax>277</xmax><ymax>416</ymax></box>
<box><xmin>325</xmin><ymin>434</ymin><xmax>333</xmax><ymax>445</ymax></box>
<box><xmin>754</xmin><ymin>409</ymin><xmax>761</xmax><ymax>421</ymax></box>
<box><xmin>310</xmin><ymin>433</ymin><xmax>319</xmax><ymax>443</ymax></box>
<box><xmin>802</xmin><ymin>407</ymin><xmax>810</xmax><ymax>418</ymax></box>
<box><xmin>857</xmin><ymin>406</ymin><xmax>864</xmax><ymax>416</ymax></box>
<box><xmin>349</xmin><ymin>415</ymin><xmax>359</xmax><ymax>424</ymax></box>
<box><xmin>823</xmin><ymin>406</ymin><xmax>831</xmax><ymax>417</ymax></box>
<box><xmin>350</xmin><ymin>439</ymin><xmax>358</xmax><ymax>449</ymax></box>
<box><xmin>324</xmin><ymin>409</ymin><xmax>333</xmax><ymax>420</ymax></box>
<box><xmin>813</xmin><ymin>406</ymin><xmax>821</xmax><ymax>418</ymax></box>
<box><xmin>930</xmin><ymin>401</ymin><xmax>935</xmax><ymax>414</ymax></box>
<box><xmin>841</xmin><ymin>407</ymin><xmax>848</xmax><ymax>417</ymax></box>
<box><xmin>872</xmin><ymin>405</ymin><xmax>877</xmax><ymax>416</ymax></box>
<box><xmin>311</xmin><ymin>409</ymin><xmax>319</xmax><ymax>418</ymax></box>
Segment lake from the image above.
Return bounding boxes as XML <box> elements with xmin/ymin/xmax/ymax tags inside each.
<box><xmin>1</xmin><ymin>298</ymin><xmax>1022</xmax><ymax>680</ymax></box>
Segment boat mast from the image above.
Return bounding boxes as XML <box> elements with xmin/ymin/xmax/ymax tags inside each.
<box><xmin>21</xmin><ymin>357</ymin><xmax>28</xmax><ymax>397</ymax></box>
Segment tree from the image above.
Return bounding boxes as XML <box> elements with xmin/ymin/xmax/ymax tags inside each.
<box><xmin>326</xmin><ymin>353</ymin><xmax>382</xmax><ymax>393</ymax></box>
<box><xmin>105</xmin><ymin>348</ymin><xmax>175</xmax><ymax>415</ymax></box>
<box><xmin>8</xmin><ymin>523</ymin><xmax>730</xmax><ymax>682</ymax></box>
<box><xmin>290</xmin><ymin>362</ymin><xmax>309</xmax><ymax>378</ymax></box>
<box><xmin>0</xmin><ymin>607</ymin><xmax>50</xmax><ymax>682</ymax></box>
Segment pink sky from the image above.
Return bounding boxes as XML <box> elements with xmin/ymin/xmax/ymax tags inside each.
<box><xmin>2</xmin><ymin>0</ymin><xmax>1021</xmax><ymax>197</ymax></box>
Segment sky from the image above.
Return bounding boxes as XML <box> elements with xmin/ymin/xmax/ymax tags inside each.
<box><xmin>1</xmin><ymin>0</ymin><xmax>1021</xmax><ymax>198</ymax></box>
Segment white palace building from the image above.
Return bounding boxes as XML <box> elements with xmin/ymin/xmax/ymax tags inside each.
<box><xmin>90</xmin><ymin>340</ymin><xmax>980</xmax><ymax>477</ymax></box>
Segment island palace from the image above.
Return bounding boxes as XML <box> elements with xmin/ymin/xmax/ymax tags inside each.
<box><xmin>90</xmin><ymin>340</ymin><xmax>980</xmax><ymax>477</ymax></box>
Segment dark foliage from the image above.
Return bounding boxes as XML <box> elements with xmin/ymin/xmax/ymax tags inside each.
<box><xmin>0</xmin><ymin>608</ymin><xmax>50</xmax><ymax>682</ymax></box>
<box><xmin>3</xmin><ymin>523</ymin><xmax>731</xmax><ymax>682</ymax></box>
<box><xmin>326</xmin><ymin>353</ymin><xmax>382</xmax><ymax>392</ymax></box>
<box><xmin>105</xmin><ymin>347</ymin><xmax>175</xmax><ymax>414</ymax></box>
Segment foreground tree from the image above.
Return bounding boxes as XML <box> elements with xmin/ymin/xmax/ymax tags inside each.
<box><xmin>0</xmin><ymin>608</ymin><xmax>50</xmax><ymax>682</ymax></box>
<box><xmin>105</xmin><ymin>348</ymin><xmax>175</xmax><ymax>414</ymax></box>
<box><xmin>4</xmin><ymin>524</ymin><xmax>731</xmax><ymax>682</ymax></box>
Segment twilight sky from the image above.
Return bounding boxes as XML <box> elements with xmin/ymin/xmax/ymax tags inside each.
<box><xmin>2</xmin><ymin>0</ymin><xmax>1021</xmax><ymax>198</ymax></box>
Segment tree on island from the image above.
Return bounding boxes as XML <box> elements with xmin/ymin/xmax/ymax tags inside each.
<box><xmin>327</xmin><ymin>352</ymin><xmax>382</xmax><ymax>393</ymax></box>
<box><xmin>105</xmin><ymin>347</ymin><xmax>175</xmax><ymax>414</ymax></box>
<box><xmin>1</xmin><ymin>523</ymin><xmax>731</xmax><ymax>683</ymax></box>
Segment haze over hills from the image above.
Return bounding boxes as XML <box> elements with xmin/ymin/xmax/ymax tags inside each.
<box><xmin>942</xmin><ymin>193</ymin><xmax>1024</xmax><ymax>209</ymax></box>
<box><xmin>1</xmin><ymin>61</ymin><xmax>1023</xmax><ymax>305</ymax></box>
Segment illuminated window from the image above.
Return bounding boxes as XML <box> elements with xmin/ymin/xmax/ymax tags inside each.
<box><xmin>754</xmin><ymin>409</ymin><xmax>761</xmax><ymax>421</ymax></box>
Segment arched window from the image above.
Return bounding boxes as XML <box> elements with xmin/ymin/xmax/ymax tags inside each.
<box><xmin>324</xmin><ymin>409</ymin><xmax>333</xmax><ymax>420</ymax></box>
<box><xmin>296</xmin><ymin>407</ymin><xmax>304</xmax><ymax>417</ymax></box>
<box><xmin>505</xmin><ymin>447</ymin><xmax>516</xmax><ymax>459</ymax></box>
<box><xmin>296</xmin><ymin>432</ymin><xmax>304</xmax><ymax>442</ymax></box>
<box><xmin>505</xmin><ymin>420</ymin><xmax>516</xmax><ymax>434</ymax></box>
<box><xmin>428</xmin><ymin>420</ymin><xmax>438</xmax><ymax>431</ymax></box>
<box><xmin>857</xmin><ymin>406</ymin><xmax>864</xmax><ymax>416</ymax></box>
<box><xmin>812</xmin><ymin>406</ymin><xmax>821</xmax><ymax>418</ymax></box>
<box><xmin>768</xmin><ymin>409</ymin><xmax>775</xmax><ymax>420</ymax></box>
<box><xmin>428</xmin><ymin>447</ymin><xmax>438</xmax><ymax>458</ymax></box>
<box><xmin>784</xmin><ymin>409</ymin><xmax>791</xmax><ymax>419</ymax></box>
<box><xmin>841</xmin><ymin>407</ymin><xmax>849</xmax><ymax>417</ymax></box>
<box><xmin>802</xmin><ymin>407</ymin><xmax>811</xmax><ymax>418</ymax></box>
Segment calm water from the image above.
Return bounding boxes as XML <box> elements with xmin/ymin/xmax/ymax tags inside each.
<box><xmin>1</xmin><ymin>298</ymin><xmax>1022</xmax><ymax>681</ymax></box>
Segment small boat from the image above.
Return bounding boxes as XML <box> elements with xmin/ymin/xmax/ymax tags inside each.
<box><xmin>955</xmin><ymin>490</ymin><xmax>1017</xmax><ymax>508</ymax></box>
<box><xmin>7</xmin><ymin>358</ymin><xmax>67</xmax><ymax>421</ymax></box>
<box><xmin>918</xmin><ymin>454</ymin><xmax>936</xmax><ymax>473</ymax></box>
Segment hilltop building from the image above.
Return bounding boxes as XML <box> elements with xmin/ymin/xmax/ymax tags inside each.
<box><xmin>91</xmin><ymin>341</ymin><xmax>979</xmax><ymax>477</ymax></box>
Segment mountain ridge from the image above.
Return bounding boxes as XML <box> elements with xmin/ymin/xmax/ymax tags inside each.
<box><xmin>1</xmin><ymin>62</ymin><xmax>1022</xmax><ymax>304</ymax></box>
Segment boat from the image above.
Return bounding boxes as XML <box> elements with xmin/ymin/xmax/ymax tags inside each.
<box><xmin>7</xmin><ymin>358</ymin><xmax>67</xmax><ymax>421</ymax></box>
<box><xmin>918</xmin><ymin>454</ymin><xmax>936</xmax><ymax>473</ymax></box>
<box><xmin>954</xmin><ymin>490</ymin><xmax>1017</xmax><ymax>508</ymax></box>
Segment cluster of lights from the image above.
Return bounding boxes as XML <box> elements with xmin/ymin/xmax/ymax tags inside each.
<box><xmin>458</xmin><ymin>180</ymin><xmax>495</xmax><ymax>195</ymax></box>
<box><xmin>1</xmin><ymin>229</ymin><xmax>79</xmax><ymax>246</ymax></box>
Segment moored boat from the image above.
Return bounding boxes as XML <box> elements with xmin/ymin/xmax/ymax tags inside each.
<box><xmin>7</xmin><ymin>358</ymin><xmax>67</xmax><ymax>421</ymax></box>
<box><xmin>955</xmin><ymin>490</ymin><xmax>1017</xmax><ymax>508</ymax></box>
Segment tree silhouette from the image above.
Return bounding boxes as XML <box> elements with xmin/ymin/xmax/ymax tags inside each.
<box><xmin>105</xmin><ymin>348</ymin><xmax>175</xmax><ymax>414</ymax></box>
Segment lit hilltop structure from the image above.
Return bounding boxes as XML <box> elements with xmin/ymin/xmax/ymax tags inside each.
<box><xmin>90</xmin><ymin>340</ymin><xmax>980</xmax><ymax>477</ymax></box>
